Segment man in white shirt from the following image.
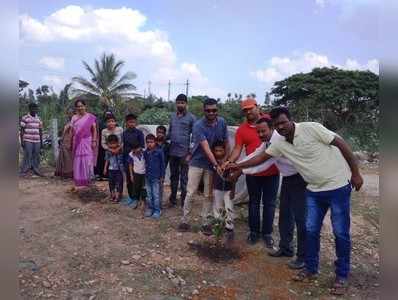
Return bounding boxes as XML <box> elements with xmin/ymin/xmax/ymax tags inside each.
<box><xmin>230</xmin><ymin>117</ymin><xmax>307</xmax><ymax>270</ymax></box>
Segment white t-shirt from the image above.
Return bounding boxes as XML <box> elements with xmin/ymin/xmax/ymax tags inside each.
<box><xmin>128</xmin><ymin>152</ymin><xmax>146</xmax><ymax>175</ymax></box>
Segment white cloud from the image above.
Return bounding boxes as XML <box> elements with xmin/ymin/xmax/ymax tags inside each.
<box><xmin>315</xmin><ymin>0</ymin><xmax>326</xmax><ymax>8</ymax></box>
<box><xmin>253</xmin><ymin>51</ymin><xmax>378</xmax><ymax>84</ymax></box>
<box><xmin>42</xmin><ymin>75</ymin><xmax>66</xmax><ymax>91</ymax></box>
<box><xmin>39</xmin><ymin>56</ymin><xmax>65</xmax><ymax>70</ymax></box>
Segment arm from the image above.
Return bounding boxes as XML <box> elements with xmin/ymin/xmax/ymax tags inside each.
<box><xmin>128</xmin><ymin>163</ymin><xmax>134</xmax><ymax>183</ymax></box>
<box><xmin>91</xmin><ymin>123</ymin><xmax>98</xmax><ymax>150</ymax></box>
<box><xmin>103</xmin><ymin>160</ymin><xmax>109</xmax><ymax>176</ymax></box>
<box><xmin>20</xmin><ymin>127</ymin><xmax>25</xmax><ymax>148</ymax></box>
<box><xmin>330</xmin><ymin>136</ymin><xmax>363</xmax><ymax>190</ymax></box>
<box><xmin>139</xmin><ymin>131</ymin><xmax>145</xmax><ymax>148</ymax></box>
<box><xmin>228</xmin><ymin>151</ymin><xmax>273</xmax><ymax>170</ymax></box>
<box><xmin>39</xmin><ymin>122</ymin><xmax>43</xmax><ymax>149</ymax></box>
<box><xmin>101</xmin><ymin>130</ymin><xmax>108</xmax><ymax>150</ymax></box>
<box><xmin>159</xmin><ymin>151</ymin><xmax>166</xmax><ymax>179</ymax></box>
<box><xmin>200</xmin><ymin>140</ymin><xmax>218</xmax><ymax>167</ymax></box>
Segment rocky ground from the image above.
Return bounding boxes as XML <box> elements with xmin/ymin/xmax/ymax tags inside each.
<box><xmin>19</xmin><ymin>163</ymin><xmax>379</xmax><ymax>299</ymax></box>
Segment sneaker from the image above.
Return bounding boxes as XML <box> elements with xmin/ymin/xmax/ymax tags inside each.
<box><xmin>127</xmin><ymin>199</ymin><xmax>139</xmax><ymax>209</ymax></box>
<box><xmin>292</xmin><ymin>269</ymin><xmax>317</xmax><ymax>282</ymax></box>
<box><xmin>151</xmin><ymin>212</ymin><xmax>161</xmax><ymax>219</ymax></box>
<box><xmin>144</xmin><ymin>209</ymin><xmax>153</xmax><ymax>217</ymax></box>
<box><xmin>268</xmin><ymin>248</ymin><xmax>294</xmax><ymax>257</ymax></box>
<box><xmin>247</xmin><ymin>232</ymin><xmax>259</xmax><ymax>245</ymax></box>
<box><xmin>288</xmin><ymin>258</ymin><xmax>305</xmax><ymax>269</ymax></box>
<box><xmin>200</xmin><ymin>224</ymin><xmax>213</xmax><ymax>236</ymax></box>
<box><xmin>263</xmin><ymin>234</ymin><xmax>274</xmax><ymax>249</ymax></box>
<box><xmin>177</xmin><ymin>222</ymin><xmax>191</xmax><ymax>232</ymax></box>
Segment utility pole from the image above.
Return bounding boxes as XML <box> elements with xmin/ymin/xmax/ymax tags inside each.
<box><xmin>167</xmin><ymin>80</ymin><xmax>171</xmax><ymax>101</ymax></box>
<box><xmin>148</xmin><ymin>80</ymin><xmax>152</xmax><ymax>97</ymax></box>
<box><xmin>143</xmin><ymin>88</ymin><xmax>146</xmax><ymax>99</ymax></box>
<box><xmin>185</xmin><ymin>79</ymin><xmax>189</xmax><ymax>98</ymax></box>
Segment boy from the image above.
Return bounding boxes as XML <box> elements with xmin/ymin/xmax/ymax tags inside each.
<box><xmin>101</xmin><ymin>114</ymin><xmax>123</xmax><ymax>152</ymax></box>
<box><xmin>156</xmin><ymin>125</ymin><xmax>170</xmax><ymax>207</ymax></box>
<box><xmin>123</xmin><ymin>114</ymin><xmax>145</xmax><ymax>203</ymax></box>
<box><xmin>20</xmin><ymin>103</ymin><xmax>44</xmax><ymax>177</ymax></box>
<box><xmin>143</xmin><ymin>134</ymin><xmax>165</xmax><ymax>219</ymax></box>
<box><xmin>103</xmin><ymin>134</ymin><xmax>124</xmax><ymax>203</ymax></box>
<box><xmin>126</xmin><ymin>141</ymin><xmax>146</xmax><ymax>209</ymax></box>
<box><xmin>211</xmin><ymin>140</ymin><xmax>236</xmax><ymax>241</ymax></box>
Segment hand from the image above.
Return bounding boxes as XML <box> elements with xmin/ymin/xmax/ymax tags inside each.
<box><xmin>21</xmin><ymin>141</ymin><xmax>25</xmax><ymax>149</ymax></box>
<box><xmin>351</xmin><ymin>173</ymin><xmax>364</xmax><ymax>191</ymax></box>
<box><xmin>103</xmin><ymin>169</ymin><xmax>107</xmax><ymax>176</ymax></box>
<box><xmin>91</xmin><ymin>140</ymin><xmax>97</xmax><ymax>150</ymax></box>
<box><xmin>185</xmin><ymin>154</ymin><xmax>192</xmax><ymax>163</ymax></box>
<box><xmin>129</xmin><ymin>175</ymin><xmax>134</xmax><ymax>184</ymax></box>
<box><xmin>228</xmin><ymin>169</ymin><xmax>242</xmax><ymax>182</ymax></box>
<box><xmin>220</xmin><ymin>160</ymin><xmax>230</xmax><ymax>171</ymax></box>
<box><xmin>216</xmin><ymin>165</ymin><xmax>224</xmax><ymax>177</ymax></box>
<box><xmin>225</xmin><ymin>162</ymin><xmax>239</xmax><ymax>171</ymax></box>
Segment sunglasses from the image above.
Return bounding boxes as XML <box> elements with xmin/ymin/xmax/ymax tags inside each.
<box><xmin>205</xmin><ymin>109</ymin><xmax>218</xmax><ymax>113</ymax></box>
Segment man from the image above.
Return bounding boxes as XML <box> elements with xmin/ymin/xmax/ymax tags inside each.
<box><xmin>19</xmin><ymin>102</ymin><xmax>44</xmax><ymax>177</ymax></box>
<box><xmin>232</xmin><ymin>117</ymin><xmax>307</xmax><ymax>270</ymax></box>
<box><xmin>167</xmin><ymin>94</ymin><xmax>196</xmax><ymax>208</ymax></box>
<box><xmin>178</xmin><ymin>98</ymin><xmax>229</xmax><ymax>235</ymax></box>
<box><xmin>226</xmin><ymin>106</ymin><xmax>363</xmax><ymax>296</ymax></box>
<box><xmin>222</xmin><ymin>97</ymin><xmax>279</xmax><ymax>248</ymax></box>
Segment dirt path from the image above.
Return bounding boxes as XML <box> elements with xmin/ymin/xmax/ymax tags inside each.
<box><xmin>19</xmin><ymin>165</ymin><xmax>379</xmax><ymax>299</ymax></box>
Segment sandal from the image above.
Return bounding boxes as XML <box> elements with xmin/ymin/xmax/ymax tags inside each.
<box><xmin>330</xmin><ymin>277</ymin><xmax>348</xmax><ymax>295</ymax></box>
<box><xmin>292</xmin><ymin>269</ymin><xmax>317</xmax><ymax>282</ymax></box>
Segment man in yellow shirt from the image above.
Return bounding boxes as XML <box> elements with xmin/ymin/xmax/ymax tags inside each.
<box><xmin>225</xmin><ymin>107</ymin><xmax>363</xmax><ymax>295</ymax></box>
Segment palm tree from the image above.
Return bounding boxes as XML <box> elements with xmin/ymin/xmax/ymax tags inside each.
<box><xmin>71</xmin><ymin>53</ymin><xmax>138</xmax><ymax>110</ymax></box>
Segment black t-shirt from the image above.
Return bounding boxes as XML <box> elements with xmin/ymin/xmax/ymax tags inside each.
<box><xmin>213</xmin><ymin>170</ymin><xmax>233</xmax><ymax>191</ymax></box>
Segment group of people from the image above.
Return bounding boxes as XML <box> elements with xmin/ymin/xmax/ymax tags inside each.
<box><xmin>19</xmin><ymin>92</ymin><xmax>364</xmax><ymax>295</ymax></box>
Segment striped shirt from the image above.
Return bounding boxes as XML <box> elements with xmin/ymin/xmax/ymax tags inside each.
<box><xmin>20</xmin><ymin>114</ymin><xmax>42</xmax><ymax>143</ymax></box>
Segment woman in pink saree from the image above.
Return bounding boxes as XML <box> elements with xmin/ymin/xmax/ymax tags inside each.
<box><xmin>71</xmin><ymin>99</ymin><xmax>98</xmax><ymax>190</ymax></box>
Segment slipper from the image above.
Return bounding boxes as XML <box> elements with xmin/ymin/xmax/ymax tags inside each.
<box><xmin>330</xmin><ymin>277</ymin><xmax>348</xmax><ymax>295</ymax></box>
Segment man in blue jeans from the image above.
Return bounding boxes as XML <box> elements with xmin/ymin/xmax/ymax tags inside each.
<box><xmin>225</xmin><ymin>106</ymin><xmax>363</xmax><ymax>296</ymax></box>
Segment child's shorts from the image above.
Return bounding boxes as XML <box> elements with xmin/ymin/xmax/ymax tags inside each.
<box><xmin>109</xmin><ymin>170</ymin><xmax>123</xmax><ymax>193</ymax></box>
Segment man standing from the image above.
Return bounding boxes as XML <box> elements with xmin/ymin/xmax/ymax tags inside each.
<box><xmin>235</xmin><ymin>117</ymin><xmax>307</xmax><ymax>270</ymax></box>
<box><xmin>178</xmin><ymin>98</ymin><xmax>229</xmax><ymax>235</ymax></box>
<box><xmin>167</xmin><ymin>94</ymin><xmax>196</xmax><ymax>208</ymax></box>
<box><xmin>19</xmin><ymin>103</ymin><xmax>44</xmax><ymax>177</ymax></box>
<box><xmin>223</xmin><ymin>98</ymin><xmax>279</xmax><ymax>248</ymax></box>
<box><xmin>226</xmin><ymin>106</ymin><xmax>363</xmax><ymax>296</ymax></box>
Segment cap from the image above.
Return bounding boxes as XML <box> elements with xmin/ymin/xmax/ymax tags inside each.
<box><xmin>240</xmin><ymin>98</ymin><xmax>257</xmax><ymax>110</ymax></box>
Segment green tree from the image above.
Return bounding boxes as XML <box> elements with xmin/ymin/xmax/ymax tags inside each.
<box><xmin>138</xmin><ymin>107</ymin><xmax>171</xmax><ymax>125</ymax></box>
<box><xmin>271</xmin><ymin>67</ymin><xmax>379</xmax><ymax>150</ymax></box>
<box><xmin>71</xmin><ymin>53</ymin><xmax>138</xmax><ymax>114</ymax></box>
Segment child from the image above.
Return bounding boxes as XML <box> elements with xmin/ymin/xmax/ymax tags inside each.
<box><xmin>123</xmin><ymin>114</ymin><xmax>145</xmax><ymax>203</ymax></box>
<box><xmin>143</xmin><ymin>134</ymin><xmax>165</xmax><ymax>219</ymax></box>
<box><xmin>103</xmin><ymin>134</ymin><xmax>124</xmax><ymax>203</ymax></box>
<box><xmin>101</xmin><ymin>114</ymin><xmax>123</xmax><ymax>152</ymax></box>
<box><xmin>156</xmin><ymin>125</ymin><xmax>170</xmax><ymax>207</ymax></box>
<box><xmin>126</xmin><ymin>141</ymin><xmax>146</xmax><ymax>209</ymax></box>
<box><xmin>211</xmin><ymin>140</ymin><xmax>236</xmax><ymax>241</ymax></box>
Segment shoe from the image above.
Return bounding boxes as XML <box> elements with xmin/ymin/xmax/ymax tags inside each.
<box><xmin>292</xmin><ymin>269</ymin><xmax>318</xmax><ymax>282</ymax></box>
<box><xmin>151</xmin><ymin>212</ymin><xmax>161</xmax><ymax>219</ymax></box>
<box><xmin>177</xmin><ymin>222</ymin><xmax>191</xmax><ymax>232</ymax></box>
<box><xmin>263</xmin><ymin>234</ymin><xmax>274</xmax><ymax>249</ymax></box>
<box><xmin>268</xmin><ymin>248</ymin><xmax>294</xmax><ymax>257</ymax></box>
<box><xmin>144</xmin><ymin>209</ymin><xmax>153</xmax><ymax>217</ymax></box>
<box><xmin>247</xmin><ymin>232</ymin><xmax>259</xmax><ymax>245</ymax></box>
<box><xmin>288</xmin><ymin>258</ymin><xmax>305</xmax><ymax>269</ymax></box>
<box><xmin>330</xmin><ymin>276</ymin><xmax>348</xmax><ymax>296</ymax></box>
<box><xmin>200</xmin><ymin>224</ymin><xmax>213</xmax><ymax>236</ymax></box>
<box><xmin>127</xmin><ymin>199</ymin><xmax>139</xmax><ymax>209</ymax></box>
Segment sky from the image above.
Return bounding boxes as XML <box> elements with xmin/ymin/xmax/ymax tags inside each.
<box><xmin>19</xmin><ymin>0</ymin><xmax>379</xmax><ymax>103</ymax></box>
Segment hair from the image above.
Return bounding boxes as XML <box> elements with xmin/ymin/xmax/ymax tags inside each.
<box><xmin>212</xmin><ymin>140</ymin><xmax>225</xmax><ymax>150</ymax></box>
<box><xmin>28</xmin><ymin>102</ymin><xmax>38</xmax><ymax>110</ymax></box>
<box><xmin>203</xmin><ymin>97</ymin><xmax>218</xmax><ymax>108</ymax></box>
<box><xmin>156</xmin><ymin>125</ymin><xmax>167</xmax><ymax>133</ymax></box>
<box><xmin>105</xmin><ymin>114</ymin><xmax>116</xmax><ymax>122</ymax></box>
<box><xmin>256</xmin><ymin>117</ymin><xmax>273</xmax><ymax>128</ymax></box>
<box><xmin>106</xmin><ymin>134</ymin><xmax>119</xmax><ymax>144</ymax></box>
<box><xmin>270</xmin><ymin>106</ymin><xmax>291</xmax><ymax>120</ymax></box>
<box><xmin>125</xmin><ymin>113</ymin><xmax>137</xmax><ymax>121</ymax></box>
<box><xmin>74</xmin><ymin>98</ymin><xmax>86</xmax><ymax>107</ymax></box>
<box><xmin>145</xmin><ymin>133</ymin><xmax>156</xmax><ymax>142</ymax></box>
<box><xmin>131</xmin><ymin>141</ymin><xmax>141</xmax><ymax>150</ymax></box>
<box><xmin>176</xmin><ymin>93</ymin><xmax>187</xmax><ymax>103</ymax></box>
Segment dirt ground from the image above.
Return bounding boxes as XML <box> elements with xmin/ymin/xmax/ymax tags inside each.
<box><xmin>18</xmin><ymin>164</ymin><xmax>379</xmax><ymax>300</ymax></box>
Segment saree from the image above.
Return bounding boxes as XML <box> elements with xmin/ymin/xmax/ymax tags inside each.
<box><xmin>55</xmin><ymin>122</ymin><xmax>73</xmax><ymax>178</ymax></box>
<box><xmin>72</xmin><ymin>113</ymin><xmax>97</xmax><ymax>186</ymax></box>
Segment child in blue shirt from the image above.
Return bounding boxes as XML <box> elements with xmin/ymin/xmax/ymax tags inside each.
<box><xmin>103</xmin><ymin>134</ymin><xmax>124</xmax><ymax>203</ymax></box>
<box><xmin>143</xmin><ymin>134</ymin><xmax>165</xmax><ymax>219</ymax></box>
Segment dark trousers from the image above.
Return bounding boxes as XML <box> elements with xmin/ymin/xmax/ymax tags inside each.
<box><xmin>20</xmin><ymin>142</ymin><xmax>41</xmax><ymax>174</ymax></box>
<box><xmin>305</xmin><ymin>184</ymin><xmax>352</xmax><ymax>278</ymax></box>
<box><xmin>108</xmin><ymin>170</ymin><xmax>123</xmax><ymax>193</ymax></box>
<box><xmin>246</xmin><ymin>174</ymin><xmax>279</xmax><ymax>236</ymax></box>
<box><xmin>126</xmin><ymin>172</ymin><xmax>146</xmax><ymax>201</ymax></box>
<box><xmin>169</xmin><ymin>155</ymin><xmax>189</xmax><ymax>206</ymax></box>
<box><xmin>278</xmin><ymin>173</ymin><xmax>307</xmax><ymax>260</ymax></box>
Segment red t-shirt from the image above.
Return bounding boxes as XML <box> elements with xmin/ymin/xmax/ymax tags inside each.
<box><xmin>235</xmin><ymin>119</ymin><xmax>279</xmax><ymax>177</ymax></box>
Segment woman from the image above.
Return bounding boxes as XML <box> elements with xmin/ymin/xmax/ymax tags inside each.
<box><xmin>70</xmin><ymin>99</ymin><xmax>98</xmax><ymax>190</ymax></box>
<box><xmin>55</xmin><ymin>108</ymin><xmax>74</xmax><ymax>178</ymax></box>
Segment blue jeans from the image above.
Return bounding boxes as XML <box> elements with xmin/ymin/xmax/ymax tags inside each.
<box><xmin>305</xmin><ymin>184</ymin><xmax>352</xmax><ymax>278</ymax></box>
<box><xmin>145</xmin><ymin>178</ymin><xmax>161</xmax><ymax>214</ymax></box>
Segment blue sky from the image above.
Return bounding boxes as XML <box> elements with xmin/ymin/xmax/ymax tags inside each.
<box><xmin>19</xmin><ymin>0</ymin><xmax>379</xmax><ymax>103</ymax></box>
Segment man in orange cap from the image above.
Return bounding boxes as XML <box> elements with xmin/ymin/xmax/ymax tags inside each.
<box><xmin>222</xmin><ymin>97</ymin><xmax>279</xmax><ymax>248</ymax></box>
